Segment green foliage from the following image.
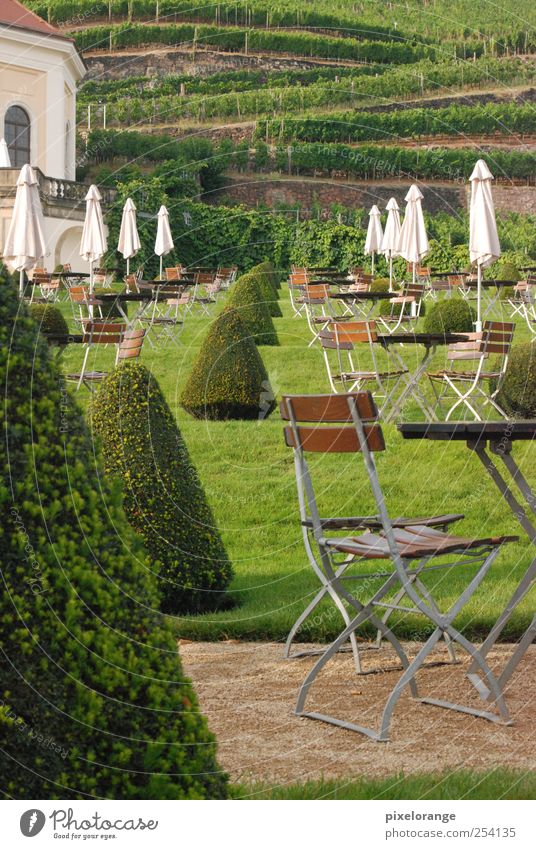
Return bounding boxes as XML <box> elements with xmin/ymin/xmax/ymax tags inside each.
<box><xmin>369</xmin><ymin>277</ymin><xmax>390</xmax><ymax>293</ymax></box>
<box><xmin>226</xmin><ymin>275</ymin><xmax>279</xmax><ymax>345</ymax></box>
<box><xmin>180</xmin><ymin>307</ymin><xmax>275</xmax><ymax>420</ymax></box>
<box><xmin>424</xmin><ymin>299</ymin><xmax>476</xmax><ymax>334</ymax></box>
<box><xmin>495</xmin><ymin>344</ymin><xmax>536</xmax><ymax>418</ymax></box>
<box><xmin>93</xmin><ymin>287</ymin><xmax>124</xmax><ymax>320</ymax></box>
<box><xmin>260</xmin><ymin>102</ymin><xmax>536</xmax><ymax>145</ymax></box>
<box><xmin>69</xmin><ymin>22</ymin><xmax>432</xmax><ymax>64</ymax></box>
<box><xmin>107</xmin><ymin>177</ymin><xmax>170</xmax><ymax>279</ymax></box>
<box><xmin>244</xmin><ymin>261</ymin><xmax>282</xmax><ymax>316</ymax></box>
<box><xmin>28</xmin><ymin>303</ymin><xmax>68</xmax><ymax>336</ymax></box>
<box><xmin>90</xmin><ymin>362</ymin><xmax>232</xmax><ymax>614</ymax></box>
<box><xmin>0</xmin><ymin>265</ymin><xmax>228</xmax><ymax>799</ymax></box>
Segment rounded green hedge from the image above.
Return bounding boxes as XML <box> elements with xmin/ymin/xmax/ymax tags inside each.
<box><xmin>424</xmin><ymin>298</ymin><xmax>474</xmax><ymax>334</ymax></box>
<box><xmin>226</xmin><ymin>274</ymin><xmax>278</xmax><ymax>345</ymax></box>
<box><xmin>495</xmin><ymin>343</ymin><xmax>536</xmax><ymax>418</ymax></box>
<box><xmin>90</xmin><ymin>361</ymin><xmax>232</xmax><ymax>614</ymax></box>
<box><xmin>251</xmin><ymin>260</ymin><xmax>281</xmax><ymax>292</ymax></box>
<box><xmin>0</xmin><ymin>264</ymin><xmax>228</xmax><ymax>799</ymax></box>
<box><xmin>28</xmin><ymin>303</ymin><xmax>69</xmax><ymax>336</ymax></box>
<box><xmin>180</xmin><ymin>307</ymin><xmax>275</xmax><ymax>420</ymax></box>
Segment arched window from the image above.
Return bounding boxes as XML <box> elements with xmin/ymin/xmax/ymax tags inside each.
<box><xmin>5</xmin><ymin>106</ymin><xmax>31</xmax><ymax>167</ymax></box>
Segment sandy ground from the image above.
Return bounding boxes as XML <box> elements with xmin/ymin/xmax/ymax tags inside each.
<box><xmin>181</xmin><ymin>640</ymin><xmax>536</xmax><ymax>784</ymax></box>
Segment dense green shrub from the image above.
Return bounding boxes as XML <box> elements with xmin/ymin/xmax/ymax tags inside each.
<box><xmin>0</xmin><ymin>265</ymin><xmax>228</xmax><ymax>799</ymax></box>
<box><xmin>90</xmin><ymin>362</ymin><xmax>232</xmax><ymax>614</ymax></box>
<box><xmin>240</xmin><ymin>271</ymin><xmax>282</xmax><ymax>317</ymax></box>
<box><xmin>424</xmin><ymin>299</ymin><xmax>476</xmax><ymax>334</ymax></box>
<box><xmin>226</xmin><ymin>274</ymin><xmax>279</xmax><ymax>345</ymax></box>
<box><xmin>180</xmin><ymin>307</ymin><xmax>275</xmax><ymax>420</ymax></box>
<box><xmin>252</xmin><ymin>260</ymin><xmax>281</xmax><ymax>292</ymax></box>
<box><xmin>495</xmin><ymin>344</ymin><xmax>536</xmax><ymax>418</ymax></box>
<box><xmin>28</xmin><ymin>303</ymin><xmax>69</xmax><ymax>336</ymax></box>
<box><xmin>369</xmin><ymin>277</ymin><xmax>391</xmax><ymax>293</ymax></box>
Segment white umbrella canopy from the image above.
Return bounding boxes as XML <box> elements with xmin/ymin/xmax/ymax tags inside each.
<box><xmin>469</xmin><ymin>159</ymin><xmax>501</xmax><ymax>331</ymax></box>
<box><xmin>3</xmin><ymin>164</ymin><xmax>47</xmax><ymax>296</ymax></box>
<box><xmin>155</xmin><ymin>205</ymin><xmax>174</xmax><ymax>279</ymax></box>
<box><xmin>117</xmin><ymin>196</ymin><xmax>141</xmax><ymax>276</ymax></box>
<box><xmin>80</xmin><ymin>184</ymin><xmax>107</xmax><ymax>299</ymax></box>
<box><xmin>0</xmin><ymin>138</ymin><xmax>11</xmax><ymax>167</ymax></box>
<box><xmin>380</xmin><ymin>196</ymin><xmax>401</xmax><ymax>291</ymax></box>
<box><xmin>364</xmin><ymin>204</ymin><xmax>383</xmax><ymax>275</ymax></box>
<box><xmin>396</xmin><ymin>184</ymin><xmax>429</xmax><ymax>283</ymax></box>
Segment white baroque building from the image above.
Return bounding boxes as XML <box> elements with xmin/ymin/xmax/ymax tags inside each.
<box><xmin>0</xmin><ymin>0</ymin><xmax>111</xmax><ymax>270</ymax></box>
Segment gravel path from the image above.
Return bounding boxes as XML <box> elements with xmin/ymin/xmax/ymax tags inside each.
<box><xmin>181</xmin><ymin>640</ymin><xmax>536</xmax><ymax>785</ymax></box>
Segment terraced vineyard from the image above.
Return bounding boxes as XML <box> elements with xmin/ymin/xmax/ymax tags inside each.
<box><xmin>35</xmin><ymin>0</ymin><xmax>536</xmax><ymax>203</ymax></box>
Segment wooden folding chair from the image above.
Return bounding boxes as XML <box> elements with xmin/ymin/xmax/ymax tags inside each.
<box><xmin>378</xmin><ymin>282</ymin><xmax>425</xmax><ymax>333</ymax></box>
<box><xmin>139</xmin><ymin>285</ymin><xmax>185</xmax><ymax>346</ymax></box>
<box><xmin>68</xmin><ymin>286</ymin><xmax>103</xmax><ymax>325</ymax></box>
<box><xmin>66</xmin><ymin>324</ymin><xmax>144</xmax><ymax>391</ymax></box>
<box><xmin>320</xmin><ymin>321</ymin><xmax>408</xmax><ymax>414</ymax></box>
<box><xmin>289</xmin><ymin>268</ymin><xmax>309</xmax><ymax>317</ymax></box>
<box><xmin>194</xmin><ymin>271</ymin><xmax>217</xmax><ymax>315</ymax></box>
<box><xmin>281</xmin><ymin>392</ymin><xmax>516</xmax><ymax>740</ymax></box>
<box><xmin>300</xmin><ymin>283</ymin><xmax>335</xmax><ymax>346</ymax></box>
<box><xmin>508</xmin><ymin>277</ymin><xmax>536</xmax><ymax>333</ymax></box>
<box><xmin>428</xmin><ymin>321</ymin><xmax>515</xmax><ymax>420</ymax></box>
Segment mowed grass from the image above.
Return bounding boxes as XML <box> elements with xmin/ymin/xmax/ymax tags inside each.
<box><xmin>56</xmin><ymin>284</ymin><xmax>535</xmax><ymax>643</ymax></box>
<box><xmin>234</xmin><ymin>770</ymin><xmax>536</xmax><ymax>800</ymax></box>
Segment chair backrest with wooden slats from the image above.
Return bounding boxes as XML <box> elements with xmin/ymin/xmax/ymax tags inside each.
<box><xmin>400</xmin><ymin>282</ymin><xmax>426</xmax><ymax>300</ymax></box>
<box><xmin>447</xmin><ymin>321</ymin><xmax>515</xmax><ymax>362</ymax></box>
<box><xmin>117</xmin><ymin>328</ymin><xmax>145</xmax><ymax>360</ymax></box>
<box><xmin>82</xmin><ymin>321</ymin><xmax>125</xmax><ymax>345</ymax></box>
<box><xmin>290</xmin><ymin>270</ymin><xmax>309</xmax><ymax>286</ymax></box>
<box><xmin>302</xmin><ymin>283</ymin><xmax>330</xmax><ymax>304</ymax></box>
<box><xmin>281</xmin><ymin>393</ymin><xmax>385</xmax><ymax>455</ymax></box>
<box><xmin>321</xmin><ymin>320</ymin><xmax>378</xmax><ymax>351</ymax></box>
<box><xmin>69</xmin><ymin>285</ymin><xmax>89</xmax><ymax>303</ymax></box>
<box><xmin>165</xmin><ymin>266</ymin><xmax>182</xmax><ymax>282</ymax></box>
<box><xmin>196</xmin><ymin>271</ymin><xmax>216</xmax><ymax>286</ymax></box>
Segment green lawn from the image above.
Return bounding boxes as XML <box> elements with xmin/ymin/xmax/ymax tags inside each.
<box><xmin>233</xmin><ymin>770</ymin><xmax>536</xmax><ymax>800</ymax></box>
<box><xmin>55</xmin><ymin>285</ymin><xmax>535</xmax><ymax>643</ymax></box>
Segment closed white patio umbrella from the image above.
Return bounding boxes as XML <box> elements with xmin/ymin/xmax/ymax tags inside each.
<box><xmin>80</xmin><ymin>184</ymin><xmax>107</xmax><ymax>312</ymax></box>
<box><xmin>469</xmin><ymin>159</ymin><xmax>501</xmax><ymax>332</ymax></box>
<box><xmin>155</xmin><ymin>205</ymin><xmax>174</xmax><ymax>280</ymax></box>
<box><xmin>117</xmin><ymin>196</ymin><xmax>141</xmax><ymax>276</ymax></box>
<box><xmin>364</xmin><ymin>204</ymin><xmax>383</xmax><ymax>275</ymax></box>
<box><xmin>380</xmin><ymin>197</ymin><xmax>401</xmax><ymax>292</ymax></box>
<box><xmin>0</xmin><ymin>138</ymin><xmax>11</xmax><ymax>167</ymax></box>
<box><xmin>3</xmin><ymin>164</ymin><xmax>47</xmax><ymax>297</ymax></box>
<box><xmin>396</xmin><ymin>184</ymin><xmax>429</xmax><ymax>286</ymax></box>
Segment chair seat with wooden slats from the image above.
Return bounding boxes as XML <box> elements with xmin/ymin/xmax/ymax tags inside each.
<box><xmin>324</xmin><ymin>525</ymin><xmax>516</xmax><ymax>560</ymax></box>
<box><xmin>428</xmin><ymin>321</ymin><xmax>515</xmax><ymax>421</ymax></box>
<box><xmin>281</xmin><ymin>391</ymin><xmax>517</xmax><ymax>740</ymax></box>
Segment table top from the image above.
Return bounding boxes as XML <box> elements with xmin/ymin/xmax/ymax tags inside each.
<box><xmin>398</xmin><ymin>421</ymin><xmax>536</xmax><ymax>441</ymax></box>
<box><xmin>378</xmin><ymin>332</ymin><xmax>469</xmax><ymax>346</ymax></box>
<box><xmin>44</xmin><ymin>333</ymin><xmax>85</xmax><ymax>345</ymax></box>
<box><xmin>96</xmin><ymin>291</ymin><xmax>153</xmax><ymax>302</ymax></box>
<box><xmin>330</xmin><ymin>290</ymin><xmax>393</xmax><ymax>301</ymax></box>
<box><xmin>463</xmin><ymin>279</ymin><xmax>518</xmax><ymax>288</ymax></box>
<box><xmin>429</xmin><ymin>271</ymin><xmax>470</xmax><ymax>278</ymax></box>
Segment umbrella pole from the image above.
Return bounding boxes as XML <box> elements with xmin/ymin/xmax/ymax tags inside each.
<box><xmin>19</xmin><ymin>268</ymin><xmax>24</xmax><ymax>298</ymax></box>
<box><xmin>159</xmin><ymin>256</ymin><xmax>163</xmax><ymax>281</ymax></box>
<box><xmin>476</xmin><ymin>263</ymin><xmax>482</xmax><ymax>332</ymax></box>
<box><xmin>126</xmin><ymin>258</ymin><xmax>130</xmax><ymax>277</ymax></box>
<box><xmin>371</xmin><ymin>252</ymin><xmax>375</xmax><ymax>276</ymax></box>
<box><xmin>411</xmin><ymin>262</ymin><xmax>417</xmax><ymax>317</ymax></box>
<box><xmin>89</xmin><ymin>259</ymin><xmax>94</xmax><ymax>320</ymax></box>
<box><xmin>389</xmin><ymin>255</ymin><xmax>393</xmax><ymax>292</ymax></box>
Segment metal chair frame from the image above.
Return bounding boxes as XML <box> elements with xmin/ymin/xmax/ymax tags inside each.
<box><xmin>281</xmin><ymin>392</ymin><xmax>515</xmax><ymax>740</ymax></box>
<box><xmin>428</xmin><ymin>321</ymin><xmax>515</xmax><ymax>421</ymax></box>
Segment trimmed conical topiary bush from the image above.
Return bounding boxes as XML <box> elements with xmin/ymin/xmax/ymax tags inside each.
<box><xmin>251</xmin><ymin>260</ymin><xmax>281</xmax><ymax>292</ymax></box>
<box><xmin>90</xmin><ymin>362</ymin><xmax>232</xmax><ymax>614</ymax></box>
<box><xmin>0</xmin><ymin>265</ymin><xmax>228</xmax><ymax>799</ymax></box>
<box><xmin>226</xmin><ymin>274</ymin><xmax>279</xmax><ymax>345</ymax></box>
<box><xmin>180</xmin><ymin>307</ymin><xmax>275</xmax><ymax>420</ymax></box>
<box><xmin>239</xmin><ymin>270</ymin><xmax>282</xmax><ymax>318</ymax></box>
